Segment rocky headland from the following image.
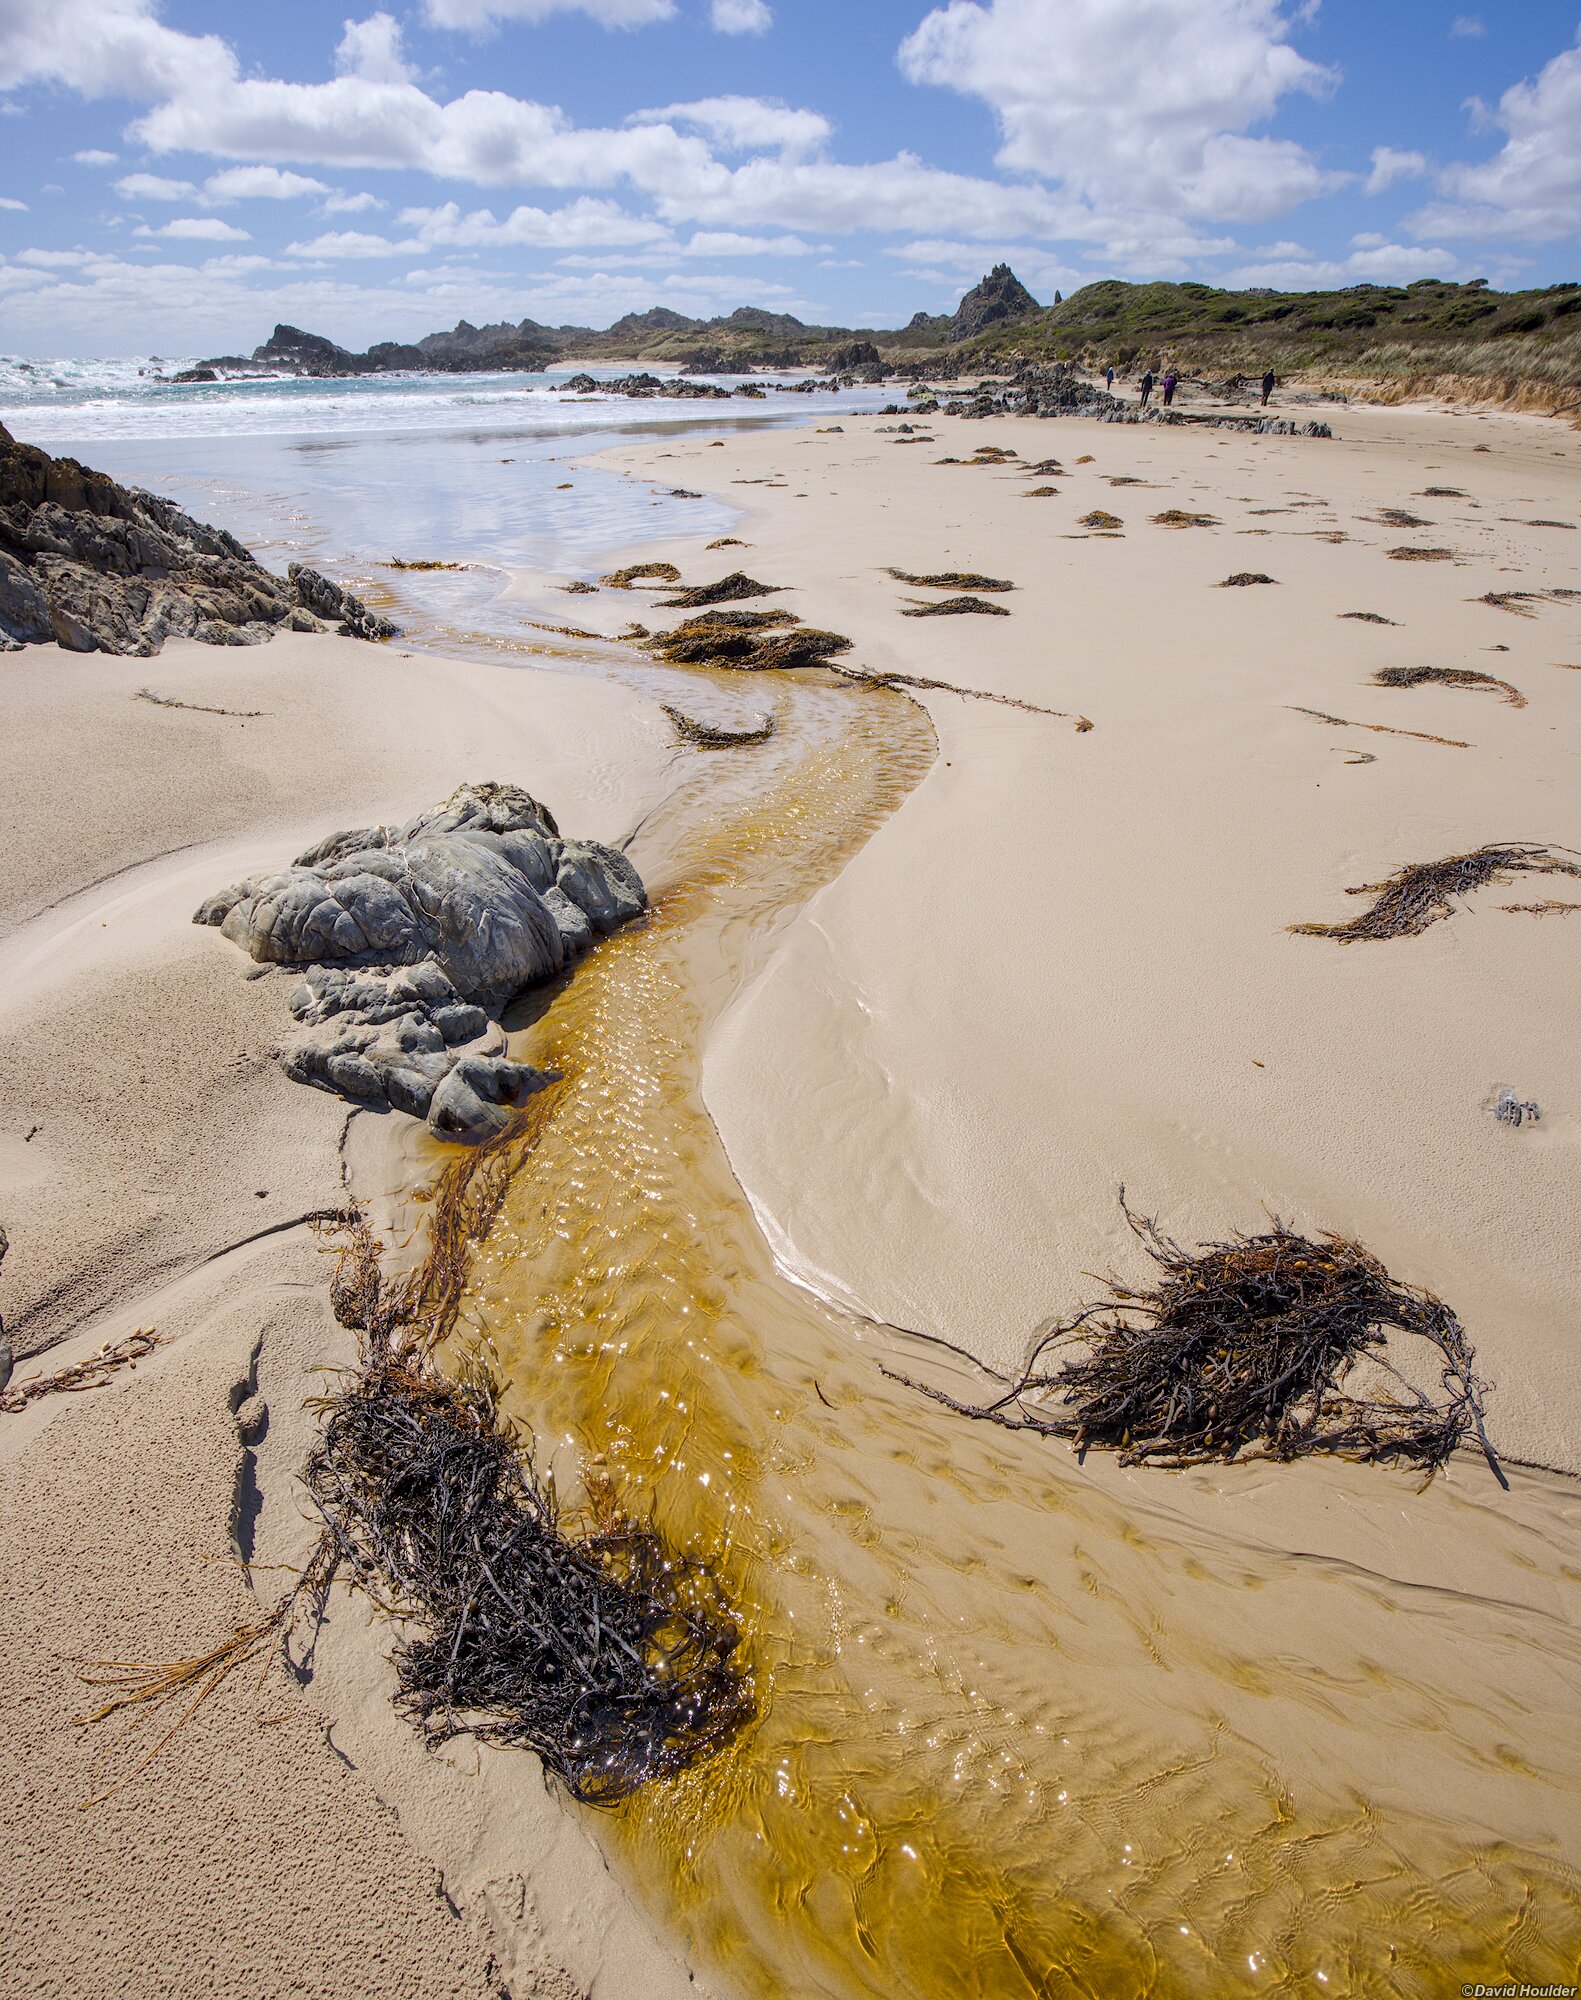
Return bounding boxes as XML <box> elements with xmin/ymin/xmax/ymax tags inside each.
<box><xmin>196</xmin><ymin>780</ymin><xmax>647</xmax><ymax>1141</ymax></box>
<box><xmin>0</xmin><ymin>422</ymin><xmax>395</xmax><ymax>654</ymax></box>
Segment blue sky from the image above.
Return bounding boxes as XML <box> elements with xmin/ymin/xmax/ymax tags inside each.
<box><xmin>0</xmin><ymin>0</ymin><xmax>1578</xmax><ymax>356</ymax></box>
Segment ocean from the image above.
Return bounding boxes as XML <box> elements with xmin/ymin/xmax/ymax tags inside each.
<box><xmin>0</xmin><ymin>357</ymin><xmax>889</xmax><ymax>621</ymax></box>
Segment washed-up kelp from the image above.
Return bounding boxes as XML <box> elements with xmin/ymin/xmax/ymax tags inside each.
<box><xmin>1372</xmin><ymin>665</ymin><xmax>1525</xmax><ymax>707</ymax></box>
<box><xmin>79</xmin><ymin>1151</ymin><xmax>752</xmax><ymax>1808</ymax></box>
<box><xmin>1078</xmin><ymin>510</ymin><xmax>1123</xmax><ymax>530</ymax></box>
<box><xmin>304</xmin><ymin>1361</ymin><xmax>752</xmax><ymax>1805</ymax></box>
<box><xmin>600</xmin><ymin>562</ymin><xmax>680</xmax><ymax>589</ymax></box>
<box><xmin>1218</xmin><ymin>572</ymin><xmax>1277</xmax><ymax>587</ymax></box>
<box><xmin>899</xmin><ymin>595</ymin><xmax>1011</xmax><ymax>617</ymax></box>
<box><xmin>1475</xmin><ymin>588</ymin><xmax>1581</xmax><ymax>617</ymax></box>
<box><xmin>706</xmin><ymin>537</ymin><xmax>746</xmax><ymax>549</ymax></box>
<box><xmin>649</xmin><ymin>615</ymin><xmax>853</xmax><ymax>671</ymax></box>
<box><xmin>662</xmin><ymin>703</ymin><xmax>776</xmax><ymax>747</ymax></box>
<box><xmin>1421</xmin><ymin>486</ymin><xmax>1467</xmax><ymax>498</ymax></box>
<box><xmin>1150</xmin><ymin>510</ymin><xmax>1219</xmax><ymax>528</ymax></box>
<box><xmin>884</xmin><ymin>568</ymin><xmax>1014</xmax><ymax>591</ymax></box>
<box><xmin>1387</xmin><ymin>546</ymin><xmax>1457</xmax><ymax>562</ymax></box>
<box><xmin>658</xmin><ymin>571</ymin><xmax>783</xmax><ymax>608</ymax></box>
<box><xmin>889</xmin><ymin>1203</ymin><xmax>1500</xmax><ymax>1482</ymax></box>
<box><xmin>1292</xmin><ymin>842</ymin><xmax>1581</xmax><ymax>942</ymax></box>
<box><xmin>1376</xmin><ymin>508</ymin><xmax>1430</xmax><ymax>528</ymax></box>
<box><xmin>1338</xmin><ymin>612</ymin><xmax>1398</xmax><ymax>625</ymax></box>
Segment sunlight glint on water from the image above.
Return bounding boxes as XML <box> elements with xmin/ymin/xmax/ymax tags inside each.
<box><xmin>441</xmin><ymin>669</ymin><xmax>1581</xmax><ymax>1999</ymax></box>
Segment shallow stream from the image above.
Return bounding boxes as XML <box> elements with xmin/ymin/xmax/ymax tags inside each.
<box><xmin>430</xmin><ymin>625</ymin><xmax>1581</xmax><ymax>1998</ymax></box>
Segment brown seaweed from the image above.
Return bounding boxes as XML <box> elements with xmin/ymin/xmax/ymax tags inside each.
<box><xmin>1386</xmin><ymin>546</ymin><xmax>1457</xmax><ymax>562</ymax></box>
<box><xmin>884</xmin><ymin>567</ymin><xmax>1014</xmax><ymax>591</ymax></box>
<box><xmin>1292</xmin><ymin>842</ymin><xmax>1581</xmax><ymax>942</ymax></box>
<box><xmin>888</xmin><ymin>1200</ymin><xmax>1499</xmax><ymax>1482</ymax></box>
<box><xmin>1150</xmin><ymin>510</ymin><xmax>1219</xmax><ymax>529</ymax></box>
<box><xmin>1078</xmin><ymin>510</ymin><xmax>1123</xmax><ymax>530</ymax></box>
<box><xmin>1338</xmin><ymin>612</ymin><xmax>1398</xmax><ymax>624</ymax></box>
<box><xmin>600</xmin><ymin>562</ymin><xmax>681</xmax><ymax>589</ymax></box>
<box><xmin>899</xmin><ymin>595</ymin><xmax>1012</xmax><ymax>617</ymax></box>
<box><xmin>658</xmin><ymin>571</ymin><xmax>783</xmax><ymax>608</ymax></box>
<box><xmin>662</xmin><ymin>704</ymin><xmax>775</xmax><ymax>746</ymax></box>
<box><xmin>1371</xmin><ymin>665</ymin><xmax>1525</xmax><ymax>707</ymax></box>
<box><xmin>1218</xmin><ymin>572</ymin><xmax>1277</xmax><ymax>587</ymax></box>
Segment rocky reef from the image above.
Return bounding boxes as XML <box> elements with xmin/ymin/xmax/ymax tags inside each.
<box><xmin>195</xmin><ymin>782</ymin><xmax>647</xmax><ymax>1141</ymax></box>
<box><xmin>0</xmin><ymin>423</ymin><xmax>394</xmax><ymax>655</ymax></box>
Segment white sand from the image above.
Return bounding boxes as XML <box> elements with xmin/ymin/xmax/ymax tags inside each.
<box><xmin>596</xmin><ymin>401</ymin><xmax>1581</xmax><ymax>1476</ymax></box>
<box><xmin>0</xmin><ymin>629</ymin><xmax>713</xmax><ymax>1998</ymax></box>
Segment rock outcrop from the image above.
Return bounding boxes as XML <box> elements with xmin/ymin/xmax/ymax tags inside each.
<box><xmin>945</xmin><ymin>265</ymin><xmax>1042</xmax><ymax>343</ymax></box>
<box><xmin>196</xmin><ymin>782</ymin><xmax>647</xmax><ymax>1141</ymax></box>
<box><xmin>0</xmin><ymin>423</ymin><xmax>396</xmax><ymax>655</ymax></box>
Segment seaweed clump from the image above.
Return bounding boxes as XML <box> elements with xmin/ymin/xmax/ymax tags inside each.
<box><xmin>1386</xmin><ymin>546</ymin><xmax>1457</xmax><ymax>562</ymax></box>
<box><xmin>1078</xmin><ymin>510</ymin><xmax>1123</xmax><ymax>530</ymax></box>
<box><xmin>305</xmin><ymin>1361</ymin><xmax>752</xmax><ymax>1804</ymax></box>
<box><xmin>1371</xmin><ymin>665</ymin><xmax>1525</xmax><ymax>707</ymax></box>
<box><xmin>1292</xmin><ymin>842</ymin><xmax>1581</xmax><ymax>942</ymax></box>
<box><xmin>892</xmin><ymin>1203</ymin><xmax>1500</xmax><ymax>1482</ymax></box>
<box><xmin>885</xmin><ymin>567</ymin><xmax>1014</xmax><ymax>591</ymax></box>
<box><xmin>600</xmin><ymin>562</ymin><xmax>681</xmax><ymax>589</ymax></box>
<box><xmin>1218</xmin><ymin>572</ymin><xmax>1277</xmax><ymax>587</ymax></box>
<box><xmin>649</xmin><ymin>614</ymin><xmax>852</xmax><ymax>671</ymax></box>
<box><xmin>1150</xmin><ymin>510</ymin><xmax>1219</xmax><ymax>528</ymax></box>
<box><xmin>1338</xmin><ymin>611</ymin><xmax>1398</xmax><ymax>624</ymax></box>
<box><xmin>661</xmin><ymin>703</ymin><xmax>775</xmax><ymax>747</ymax></box>
<box><xmin>658</xmin><ymin>571</ymin><xmax>782</xmax><ymax>608</ymax></box>
<box><xmin>899</xmin><ymin>595</ymin><xmax>1012</xmax><ymax>618</ymax></box>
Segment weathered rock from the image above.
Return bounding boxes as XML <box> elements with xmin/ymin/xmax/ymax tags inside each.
<box><xmin>198</xmin><ymin>782</ymin><xmax>645</xmax><ymax>1140</ymax></box>
<box><xmin>0</xmin><ymin>423</ymin><xmax>398</xmax><ymax>654</ymax></box>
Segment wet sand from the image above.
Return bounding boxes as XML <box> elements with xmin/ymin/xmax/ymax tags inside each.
<box><xmin>3</xmin><ymin>391</ymin><xmax>1580</xmax><ymax>1997</ymax></box>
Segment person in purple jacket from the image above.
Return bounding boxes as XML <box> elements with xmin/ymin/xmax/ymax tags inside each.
<box><xmin>1162</xmin><ymin>369</ymin><xmax>1178</xmax><ymax>406</ymax></box>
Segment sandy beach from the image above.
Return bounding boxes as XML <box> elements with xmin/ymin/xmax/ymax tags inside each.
<box><xmin>4</xmin><ymin>385</ymin><xmax>1581</xmax><ymax>1997</ymax></box>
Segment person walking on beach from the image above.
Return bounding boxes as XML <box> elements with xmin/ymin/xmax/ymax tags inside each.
<box><xmin>1105</xmin><ymin>364</ymin><xmax>1115</xmax><ymax>394</ymax></box>
<box><xmin>1139</xmin><ymin>367</ymin><xmax>1154</xmax><ymax>409</ymax></box>
<box><xmin>1162</xmin><ymin>369</ymin><xmax>1178</xmax><ymax>407</ymax></box>
<box><xmin>1261</xmin><ymin>368</ymin><xmax>1275</xmax><ymax>406</ymax></box>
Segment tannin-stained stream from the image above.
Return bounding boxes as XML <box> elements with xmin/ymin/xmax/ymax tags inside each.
<box><xmin>431</xmin><ymin>654</ymin><xmax>1581</xmax><ymax>1998</ymax></box>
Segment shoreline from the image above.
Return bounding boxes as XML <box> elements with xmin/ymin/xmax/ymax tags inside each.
<box><xmin>3</xmin><ymin>383</ymin><xmax>1580</xmax><ymax>1995</ymax></box>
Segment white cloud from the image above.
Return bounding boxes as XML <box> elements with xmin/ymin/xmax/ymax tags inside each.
<box><xmin>1366</xmin><ymin>145</ymin><xmax>1427</xmax><ymax>195</ymax></box>
<box><xmin>1450</xmin><ymin>15</ymin><xmax>1485</xmax><ymax>36</ymax></box>
<box><xmin>322</xmin><ymin>190</ymin><xmax>386</xmax><ymax>213</ymax></box>
<box><xmin>73</xmin><ymin>148</ymin><xmax>118</xmax><ymax>165</ymax></box>
<box><xmin>1222</xmin><ymin>240</ymin><xmax>1461</xmax><ymax>286</ymax></box>
<box><xmin>18</xmin><ymin>246</ymin><xmax>101</xmax><ymax>265</ymax></box>
<box><xmin>420</xmin><ymin>0</ymin><xmax>675</xmax><ymax>27</ymax></box>
<box><xmin>401</xmin><ymin>196</ymin><xmax>668</xmax><ymax>247</ymax></box>
<box><xmin>204</xmin><ymin>165</ymin><xmax>330</xmax><ymax>200</ymax></box>
<box><xmin>135</xmin><ymin>216</ymin><xmax>251</xmax><ymax>240</ymax></box>
<box><xmin>681</xmin><ymin>229</ymin><xmax>813</xmax><ymax>255</ymax></box>
<box><xmin>711</xmin><ymin>0</ymin><xmax>772</xmax><ymax>32</ymax></box>
<box><xmin>634</xmin><ymin>94</ymin><xmax>829</xmax><ymax>153</ymax></box>
<box><xmin>898</xmin><ymin>0</ymin><xmax>1338</xmax><ymax>222</ymax></box>
<box><xmin>0</xmin><ymin>195</ymin><xmax>26</xmax><ymax>211</ymax></box>
<box><xmin>336</xmin><ymin>13</ymin><xmax>417</xmax><ymax>86</ymax></box>
<box><xmin>115</xmin><ymin>171</ymin><xmax>200</xmax><ymax>201</ymax></box>
<box><xmin>284</xmin><ymin>229</ymin><xmax>425</xmax><ymax>257</ymax></box>
<box><xmin>1408</xmin><ymin>30</ymin><xmax>1581</xmax><ymax>241</ymax></box>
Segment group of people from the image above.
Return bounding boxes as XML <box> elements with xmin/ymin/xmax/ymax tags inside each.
<box><xmin>1103</xmin><ymin>365</ymin><xmax>1277</xmax><ymax>408</ymax></box>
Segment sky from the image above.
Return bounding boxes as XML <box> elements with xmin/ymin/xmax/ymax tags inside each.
<box><xmin>0</xmin><ymin>0</ymin><xmax>1578</xmax><ymax>357</ymax></box>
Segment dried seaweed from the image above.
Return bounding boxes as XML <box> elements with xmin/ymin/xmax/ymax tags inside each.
<box><xmin>658</xmin><ymin>571</ymin><xmax>782</xmax><ymax>608</ymax></box>
<box><xmin>1420</xmin><ymin>486</ymin><xmax>1466</xmax><ymax>498</ymax></box>
<box><xmin>647</xmin><ymin>617</ymin><xmax>851</xmax><ymax>671</ymax></box>
<box><xmin>1371</xmin><ymin>665</ymin><xmax>1525</xmax><ymax>707</ymax></box>
<box><xmin>1078</xmin><ymin>510</ymin><xmax>1123</xmax><ymax>530</ymax></box>
<box><xmin>303</xmin><ymin>1361</ymin><xmax>751</xmax><ymax>1804</ymax></box>
<box><xmin>1375</xmin><ymin>509</ymin><xmax>1430</xmax><ymax>528</ymax></box>
<box><xmin>78</xmin><ymin>1147</ymin><xmax>751</xmax><ymax>1809</ymax></box>
<box><xmin>899</xmin><ymin>595</ymin><xmax>1012</xmax><ymax>618</ymax></box>
<box><xmin>134</xmin><ymin>689</ymin><xmax>263</xmax><ymax>719</ymax></box>
<box><xmin>1386</xmin><ymin>546</ymin><xmax>1457</xmax><ymax>562</ymax></box>
<box><xmin>600</xmin><ymin>562</ymin><xmax>681</xmax><ymax>590</ymax></box>
<box><xmin>1</xmin><ymin>1327</ymin><xmax>162</xmax><ymax>1414</ymax></box>
<box><xmin>1338</xmin><ymin>612</ymin><xmax>1398</xmax><ymax>625</ymax></box>
<box><xmin>560</xmin><ymin>580</ymin><xmax>597</xmax><ymax>594</ymax></box>
<box><xmin>1292</xmin><ymin>842</ymin><xmax>1581</xmax><ymax>942</ymax></box>
<box><xmin>887</xmin><ymin>1200</ymin><xmax>1500</xmax><ymax>1483</ymax></box>
<box><xmin>884</xmin><ymin>567</ymin><xmax>1014</xmax><ymax>592</ymax></box>
<box><xmin>1475</xmin><ymin>588</ymin><xmax>1580</xmax><ymax>617</ymax></box>
<box><xmin>661</xmin><ymin>704</ymin><xmax>775</xmax><ymax>747</ymax></box>
<box><xmin>1501</xmin><ymin>899</ymin><xmax>1581</xmax><ymax>916</ymax></box>
<box><xmin>1218</xmin><ymin>572</ymin><xmax>1277</xmax><ymax>587</ymax></box>
<box><xmin>1022</xmin><ymin>486</ymin><xmax>1060</xmax><ymax>497</ymax></box>
<box><xmin>706</xmin><ymin>537</ymin><xmax>746</xmax><ymax>549</ymax></box>
<box><xmin>1288</xmin><ymin>705</ymin><xmax>1469</xmax><ymax>749</ymax></box>
<box><xmin>384</xmin><ymin>559</ymin><xmax>467</xmax><ymax>572</ymax></box>
<box><xmin>1150</xmin><ymin>510</ymin><xmax>1219</xmax><ymax>528</ymax></box>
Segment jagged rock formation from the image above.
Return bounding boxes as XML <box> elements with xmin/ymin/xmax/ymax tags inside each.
<box><xmin>945</xmin><ymin>265</ymin><xmax>1042</xmax><ymax>343</ymax></box>
<box><xmin>195</xmin><ymin>782</ymin><xmax>647</xmax><ymax>1141</ymax></box>
<box><xmin>0</xmin><ymin>423</ymin><xmax>395</xmax><ymax>654</ymax></box>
